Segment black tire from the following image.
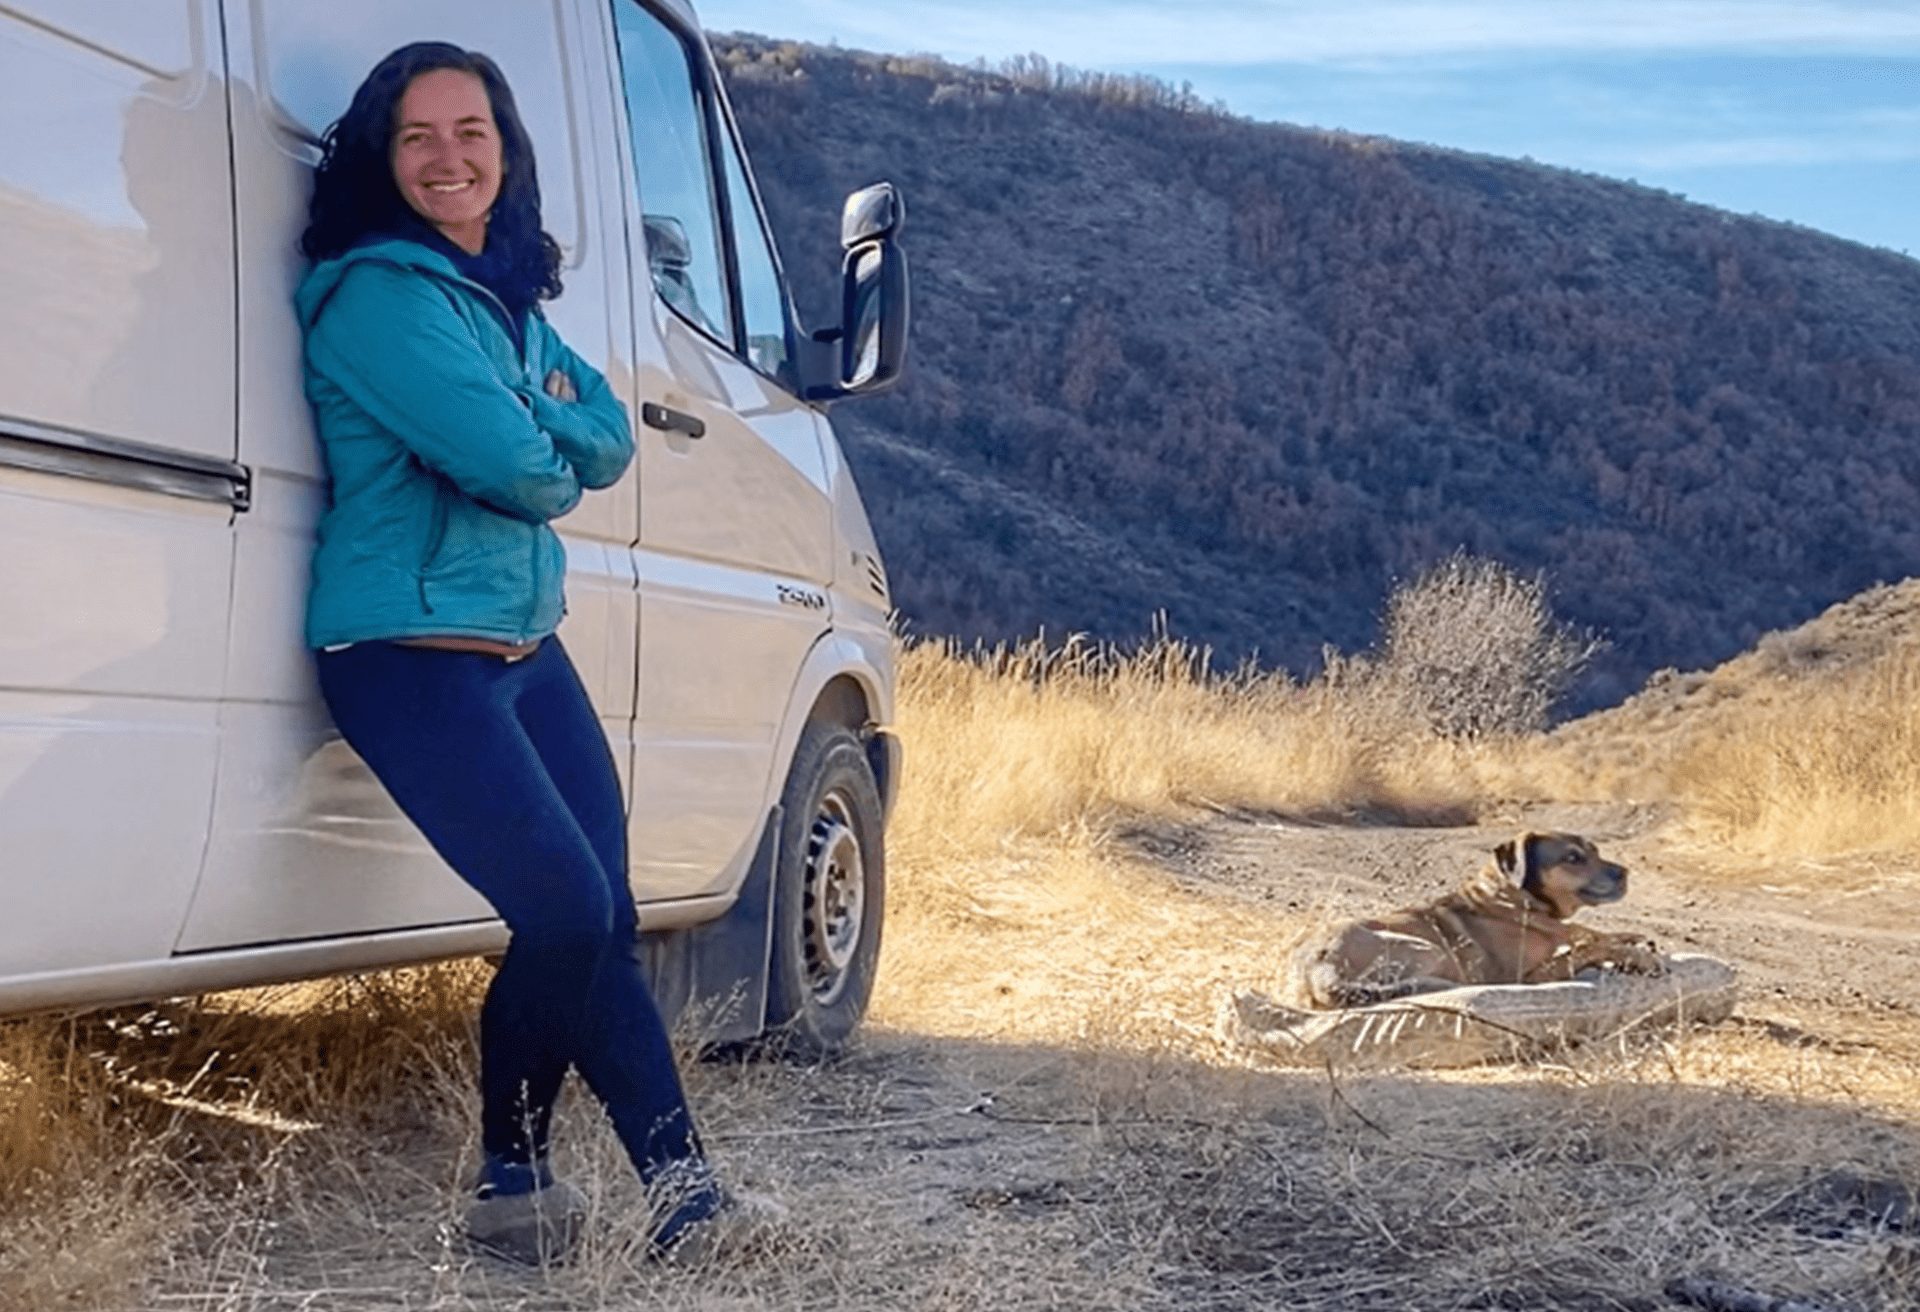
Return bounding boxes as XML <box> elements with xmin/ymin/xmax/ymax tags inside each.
<box><xmin>761</xmin><ymin>720</ymin><xmax>886</xmax><ymax>1059</ymax></box>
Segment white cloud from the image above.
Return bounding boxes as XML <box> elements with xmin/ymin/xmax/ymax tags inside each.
<box><xmin>1853</xmin><ymin>105</ymin><xmax>1920</xmax><ymax>130</ymax></box>
<box><xmin>1604</xmin><ymin>133</ymin><xmax>1920</xmax><ymax>170</ymax></box>
<box><xmin>712</xmin><ymin>0</ymin><xmax>1920</xmax><ymax>66</ymax></box>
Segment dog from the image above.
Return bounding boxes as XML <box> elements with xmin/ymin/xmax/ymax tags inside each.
<box><xmin>1294</xmin><ymin>831</ymin><xmax>1665</xmax><ymax>1009</ymax></box>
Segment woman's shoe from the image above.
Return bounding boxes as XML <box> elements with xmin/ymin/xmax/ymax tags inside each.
<box><xmin>646</xmin><ymin>1162</ymin><xmax>789</xmax><ymax>1264</ymax></box>
<box><xmin>465</xmin><ymin>1161</ymin><xmax>589</xmax><ymax>1267</ymax></box>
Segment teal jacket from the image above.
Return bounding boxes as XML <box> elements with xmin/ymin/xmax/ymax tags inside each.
<box><xmin>295</xmin><ymin>239</ymin><xmax>633</xmax><ymax>648</ymax></box>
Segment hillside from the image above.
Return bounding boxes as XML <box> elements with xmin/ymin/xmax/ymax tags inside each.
<box><xmin>1544</xmin><ymin>576</ymin><xmax>1920</xmax><ymax>805</ymax></box>
<box><xmin>1571</xmin><ymin>577</ymin><xmax>1920</xmax><ymax>735</ymax></box>
<box><xmin>717</xmin><ymin>37</ymin><xmax>1920</xmax><ymax>709</ymax></box>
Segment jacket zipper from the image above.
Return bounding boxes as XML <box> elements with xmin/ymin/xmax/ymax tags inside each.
<box><xmin>526</xmin><ymin>535</ymin><xmax>543</xmax><ymax>640</ymax></box>
<box><xmin>450</xmin><ymin>273</ymin><xmax>545</xmax><ymax>639</ymax></box>
<box><xmin>424</xmin><ymin>268</ymin><xmax>533</xmax><ymax>374</ymax></box>
<box><xmin>417</xmin><ymin>492</ymin><xmax>449</xmax><ymax>615</ymax></box>
<box><xmin>415</xmin><ymin>264</ymin><xmax>546</xmax><ymax>638</ymax></box>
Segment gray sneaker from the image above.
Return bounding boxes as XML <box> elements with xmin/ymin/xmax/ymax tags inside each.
<box><xmin>651</xmin><ymin>1178</ymin><xmax>790</xmax><ymax>1265</ymax></box>
<box><xmin>465</xmin><ymin>1179</ymin><xmax>590</xmax><ymax>1267</ymax></box>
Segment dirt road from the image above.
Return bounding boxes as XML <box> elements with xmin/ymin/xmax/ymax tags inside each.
<box><xmin>1125</xmin><ymin>802</ymin><xmax>1920</xmax><ymax>1020</ymax></box>
<box><xmin>122</xmin><ymin>808</ymin><xmax>1920</xmax><ymax>1310</ymax></box>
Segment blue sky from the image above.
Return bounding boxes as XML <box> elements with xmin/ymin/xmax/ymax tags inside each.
<box><xmin>695</xmin><ymin>0</ymin><xmax>1920</xmax><ymax>258</ymax></box>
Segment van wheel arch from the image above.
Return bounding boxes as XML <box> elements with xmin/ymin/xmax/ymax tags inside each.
<box><xmin>806</xmin><ymin>674</ymin><xmax>894</xmax><ymax>809</ymax></box>
<box><xmin>809</xmin><ymin>675</ymin><xmax>870</xmax><ymax>735</ymax></box>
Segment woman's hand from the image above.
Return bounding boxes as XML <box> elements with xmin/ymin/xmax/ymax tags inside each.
<box><xmin>526</xmin><ymin>324</ymin><xmax>634</xmax><ymax>490</ymax></box>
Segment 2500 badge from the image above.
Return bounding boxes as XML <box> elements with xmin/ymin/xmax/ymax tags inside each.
<box><xmin>776</xmin><ymin>584</ymin><xmax>828</xmax><ymax>612</ymax></box>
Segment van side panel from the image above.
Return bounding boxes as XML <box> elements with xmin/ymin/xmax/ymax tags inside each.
<box><xmin>173</xmin><ymin>0</ymin><xmax>641</xmax><ymax>952</ymax></box>
<box><xmin>0</xmin><ymin>4</ymin><xmax>235</xmax><ymax>976</ymax></box>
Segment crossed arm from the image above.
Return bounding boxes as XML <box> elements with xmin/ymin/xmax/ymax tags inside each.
<box><xmin>307</xmin><ymin>264</ymin><xmax>634</xmax><ymax>520</ymax></box>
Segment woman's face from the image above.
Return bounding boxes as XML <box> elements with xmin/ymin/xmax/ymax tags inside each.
<box><xmin>390</xmin><ymin>68</ymin><xmax>503</xmax><ymax>254</ymax></box>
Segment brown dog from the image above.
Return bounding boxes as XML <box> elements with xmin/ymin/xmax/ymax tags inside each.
<box><xmin>1295</xmin><ymin>832</ymin><xmax>1664</xmax><ymax>1009</ymax></box>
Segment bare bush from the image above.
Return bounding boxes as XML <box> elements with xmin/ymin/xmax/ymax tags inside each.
<box><xmin>1368</xmin><ymin>554</ymin><xmax>1601</xmax><ymax>739</ymax></box>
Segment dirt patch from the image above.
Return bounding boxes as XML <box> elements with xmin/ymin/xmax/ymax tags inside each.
<box><xmin>137</xmin><ymin>1019</ymin><xmax>1920</xmax><ymax>1312</ymax></box>
<box><xmin>1121</xmin><ymin>802</ymin><xmax>1920</xmax><ymax>1018</ymax></box>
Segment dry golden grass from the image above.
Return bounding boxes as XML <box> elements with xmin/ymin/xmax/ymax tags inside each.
<box><xmin>1</xmin><ymin>630</ymin><xmax>1916</xmax><ymax>1310</ymax></box>
<box><xmin>0</xmin><ymin>967</ymin><xmax>492</xmax><ymax>1312</ymax></box>
<box><xmin>874</xmin><ymin>634</ymin><xmax>1484</xmax><ymax>1045</ymax></box>
<box><xmin>1667</xmin><ymin>647</ymin><xmax>1920</xmax><ymax>860</ymax></box>
<box><xmin>889</xmin><ymin>634</ymin><xmax>1481</xmax><ymax>854</ymax></box>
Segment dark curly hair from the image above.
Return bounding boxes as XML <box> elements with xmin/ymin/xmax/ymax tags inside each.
<box><xmin>301</xmin><ymin>42</ymin><xmax>563</xmax><ymax>302</ymax></box>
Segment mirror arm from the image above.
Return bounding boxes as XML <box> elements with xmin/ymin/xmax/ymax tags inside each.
<box><xmin>795</xmin><ymin>333</ymin><xmax>851</xmax><ymax>405</ymax></box>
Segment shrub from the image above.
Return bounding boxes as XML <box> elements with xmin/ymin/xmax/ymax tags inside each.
<box><xmin>1370</xmin><ymin>553</ymin><xmax>1601</xmax><ymax>738</ymax></box>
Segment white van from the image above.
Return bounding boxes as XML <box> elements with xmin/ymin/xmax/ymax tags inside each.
<box><xmin>0</xmin><ymin>0</ymin><xmax>906</xmax><ymax>1056</ymax></box>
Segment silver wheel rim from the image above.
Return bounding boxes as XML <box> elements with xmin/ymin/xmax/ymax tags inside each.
<box><xmin>802</xmin><ymin>788</ymin><xmax>865</xmax><ymax>1006</ymax></box>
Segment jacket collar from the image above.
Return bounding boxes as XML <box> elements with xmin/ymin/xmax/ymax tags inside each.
<box><xmin>295</xmin><ymin>236</ymin><xmax>478</xmax><ymax>331</ymax></box>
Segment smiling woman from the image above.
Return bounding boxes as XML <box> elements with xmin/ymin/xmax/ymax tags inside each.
<box><xmin>390</xmin><ymin>68</ymin><xmax>503</xmax><ymax>254</ymax></box>
<box><xmin>292</xmin><ymin>41</ymin><xmax>752</xmax><ymax>1268</ymax></box>
<box><xmin>301</xmin><ymin>43</ymin><xmax>562</xmax><ymax>310</ymax></box>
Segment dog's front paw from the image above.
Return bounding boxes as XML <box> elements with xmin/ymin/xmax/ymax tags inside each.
<box><xmin>1607</xmin><ymin>937</ymin><xmax>1667</xmax><ymax>976</ymax></box>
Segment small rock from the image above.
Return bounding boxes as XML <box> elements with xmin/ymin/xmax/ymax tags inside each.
<box><xmin>1760</xmin><ymin>1170</ymin><xmax>1913</xmax><ymax>1237</ymax></box>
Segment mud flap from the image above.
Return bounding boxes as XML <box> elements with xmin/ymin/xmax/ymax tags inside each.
<box><xmin>638</xmin><ymin>805</ymin><xmax>780</xmax><ymax>1047</ymax></box>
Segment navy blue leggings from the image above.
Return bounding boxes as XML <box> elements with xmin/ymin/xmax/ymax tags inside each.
<box><xmin>315</xmin><ymin>638</ymin><xmax>702</xmax><ymax>1183</ymax></box>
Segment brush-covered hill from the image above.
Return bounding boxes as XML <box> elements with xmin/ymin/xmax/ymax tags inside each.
<box><xmin>1547</xmin><ymin>575</ymin><xmax>1920</xmax><ymax>781</ymax></box>
<box><xmin>716</xmin><ymin>37</ymin><xmax>1920</xmax><ymax>709</ymax></box>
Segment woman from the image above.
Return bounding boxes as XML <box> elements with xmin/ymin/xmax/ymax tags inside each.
<box><xmin>297</xmin><ymin>42</ymin><xmax>738</xmax><ymax>1265</ymax></box>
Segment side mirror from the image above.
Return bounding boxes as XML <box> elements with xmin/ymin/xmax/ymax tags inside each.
<box><xmin>641</xmin><ymin>213</ymin><xmax>692</xmax><ymax>278</ymax></box>
<box><xmin>802</xmin><ymin>183</ymin><xmax>910</xmax><ymax>403</ymax></box>
<box><xmin>839</xmin><ymin>233</ymin><xmax>908</xmax><ymax>392</ymax></box>
<box><xmin>642</xmin><ymin>213</ymin><xmax>706</xmax><ymax>322</ymax></box>
<box><xmin>841</xmin><ymin>182</ymin><xmax>904</xmax><ymax>248</ymax></box>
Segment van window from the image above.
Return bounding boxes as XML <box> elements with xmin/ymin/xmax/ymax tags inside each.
<box><xmin>611</xmin><ymin>2</ymin><xmax>734</xmax><ymax>347</ymax></box>
<box><xmin>0</xmin><ymin>0</ymin><xmax>234</xmax><ymax>460</ymax></box>
<box><xmin>2</xmin><ymin>2</ymin><xmax>194</xmax><ymax>78</ymax></box>
<box><xmin>718</xmin><ymin>124</ymin><xmax>793</xmax><ymax>382</ymax></box>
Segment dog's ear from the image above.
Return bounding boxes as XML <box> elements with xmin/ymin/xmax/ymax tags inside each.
<box><xmin>1495</xmin><ymin>833</ymin><xmax>1541</xmax><ymax>887</ymax></box>
<box><xmin>1518</xmin><ymin>832</ymin><xmax>1548</xmax><ymax>893</ymax></box>
<box><xmin>1493</xmin><ymin>838</ymin><xmax>1522</xmax><ymax>883</ymax></box>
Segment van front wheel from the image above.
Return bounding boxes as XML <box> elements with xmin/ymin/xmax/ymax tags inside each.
<box><xmin>762</xmin><ymin>722</ymin><xmax>885</xmax><ymax>1058</ymax></box>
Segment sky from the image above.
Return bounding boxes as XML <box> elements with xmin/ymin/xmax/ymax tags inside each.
<box><xmin>694</xmin><ymin>0</ymin><xmax>1920</xmax><ymax>259</ymax></box>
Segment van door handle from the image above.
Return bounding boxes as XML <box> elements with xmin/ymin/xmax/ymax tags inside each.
<box><xmin>641</xmin><ymin>402</ymin><xmax>706</xmax><ymax>440</ymax></box>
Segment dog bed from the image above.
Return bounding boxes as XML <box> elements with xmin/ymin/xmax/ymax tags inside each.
<box><xmin>1223</xmin><ymin>953</ymin><xmax>1739</xmax><ymax>1071</ymax></box>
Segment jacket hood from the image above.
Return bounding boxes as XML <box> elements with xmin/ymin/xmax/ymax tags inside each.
<box><xmin>295</xmin><ymin>237</ymin><xmax>465</xmax><ymax>331</ymax></box>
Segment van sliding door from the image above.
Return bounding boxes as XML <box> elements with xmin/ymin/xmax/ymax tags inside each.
<box><xmin>173</xmin><ymin>0</ymin><xmax>639</xmax><ymax>951</ymax></box>
<box><xmin>0</xmin><ymin>1</ymin><xmax>238</xmax><ymax>983</ymax></box>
